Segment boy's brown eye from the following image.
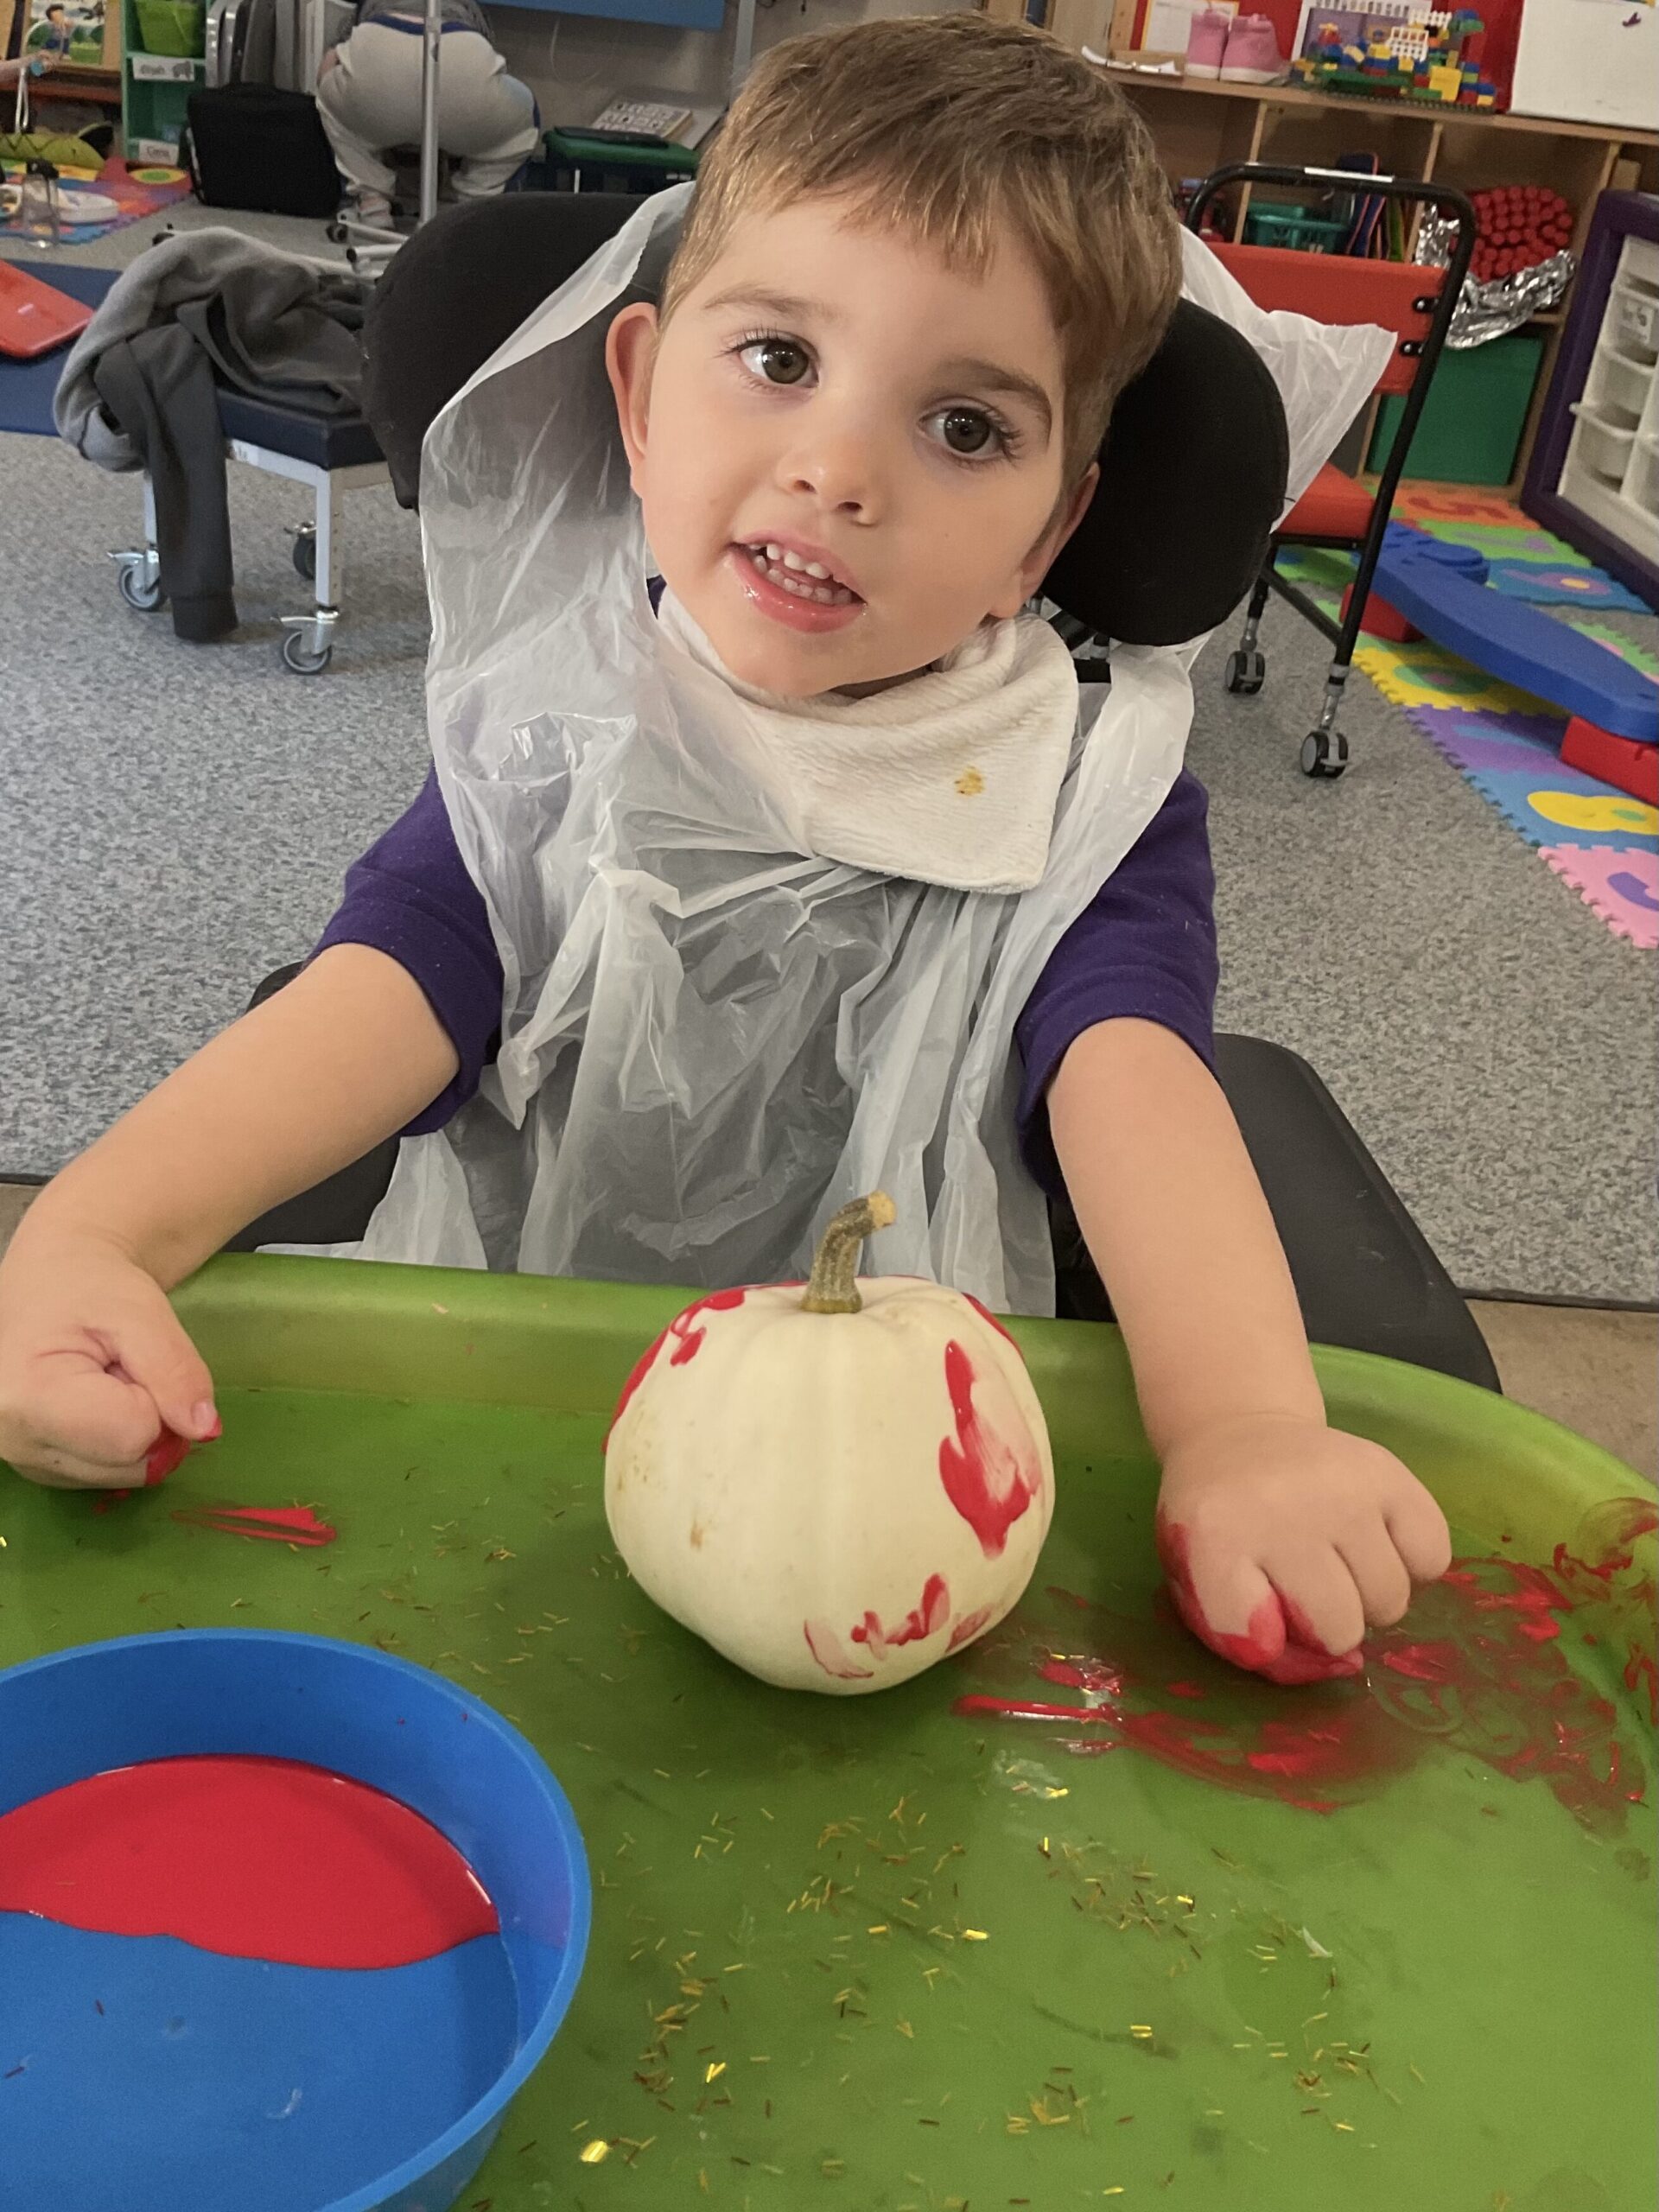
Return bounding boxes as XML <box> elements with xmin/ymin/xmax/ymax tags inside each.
<box><xmin>747</xmin><ymin>340</ymin><xmax>809</xmax><ymax>385</ymax></box>
<box><xmin>940</xmin><ymin>408</ymin><xmax>995</xmax><ymax>455</ymax></box>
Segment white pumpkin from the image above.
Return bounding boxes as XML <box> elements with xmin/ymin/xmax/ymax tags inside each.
<box><xmin>604</xmin><ymin>1195</ymin><xmax>1054</xmax><ymax>1694</ymax></box>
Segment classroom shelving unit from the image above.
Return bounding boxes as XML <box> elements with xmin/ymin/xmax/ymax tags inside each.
<box><xmin>1054</xmin><ymin>65</ymin><xmax>1659</xmax><ymax>497</ymax></box>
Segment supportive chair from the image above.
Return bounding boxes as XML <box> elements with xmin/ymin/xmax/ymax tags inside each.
<box><xmin>232</xmin><ymin>192</ymin><xmax>1497</xmax><ymax>1393</ymax></box>
<box><xmin>1186</xmin><ymin>163</ymin><xmax>1478</xmax><ymax>779</ymax></box>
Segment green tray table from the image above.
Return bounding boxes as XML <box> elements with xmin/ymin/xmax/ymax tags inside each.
<box><xmin>2</xmin><ymin>1254</ymin><xmax>1651</xmax><ymax>2209</ymax></box>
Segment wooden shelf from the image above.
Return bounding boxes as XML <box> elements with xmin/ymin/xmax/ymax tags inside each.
<box><xmin>1097</xmin><ymin>67</ymin><xmax>1659</xmax><ymax>149</ymax></box>
<box><xmin>26</xmin><ymin>69</ymin><xmax>123</xmax><ymax>106</ymax></box>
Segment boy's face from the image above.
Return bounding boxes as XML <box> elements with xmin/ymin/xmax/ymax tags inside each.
<box><xmin>606</xmin><ymin>198</ymin><xmax>1096</xmax><ymax>697</ymax></box>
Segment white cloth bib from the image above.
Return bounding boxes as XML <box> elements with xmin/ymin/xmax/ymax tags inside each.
<box><xmin>654</xmin><ymin>589</ymin><xmax>1082</xmax><ymax>895</ymax></box>
<box><xmin>282</xmin><ymin>187</ymin><xmax>1390</xmax><ymax>1312</ymax></box>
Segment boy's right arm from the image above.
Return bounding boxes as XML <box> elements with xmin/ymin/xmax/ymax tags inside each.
<box><xmin>0</xmin><ymin>944</ymin><xmax>459</xmax><ymax>1489</ymax></box>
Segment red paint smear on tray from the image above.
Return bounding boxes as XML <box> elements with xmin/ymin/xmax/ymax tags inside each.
<box><xmin>605</xmin><ymin>1287</ymin><xmax>748</xmax><ymax>1446</ymax></box>
<box><xmin>0</xmin><ymin>1754</ymin><xmax>496</xmax><ymax>1968</ymax></box>
<box><xmin>168</xmin><ymin>1503</ymin><xmax>336</xmax><ymax>1547</ymax></box>
<box><xmin>938</xmin><ymin>1340</ymin><xmax>1039</xmax><ymax>1560</ymax></box>
<box><xmin>950</xmin><ymin>1503</ymin><xmax>1656</xmax><ymax>1828</ymax></box>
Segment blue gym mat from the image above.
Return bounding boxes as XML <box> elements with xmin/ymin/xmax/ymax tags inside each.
<box><xmin>0</xmin><ymin>262</ymin><xmax>118</xmax><ymax>435</ymax></box>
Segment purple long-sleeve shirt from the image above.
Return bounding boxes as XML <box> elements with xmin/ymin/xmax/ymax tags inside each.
<box><xmin>313</xmin><ymin>761</ymin><xmax>1218</xmax><ymax>1197</ymax></box>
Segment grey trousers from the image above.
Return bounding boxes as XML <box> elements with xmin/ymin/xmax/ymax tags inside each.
<box><xmin>315</xmin><ymin>22</ymin><xmax>539</xmax><ymax>203</ymax></box>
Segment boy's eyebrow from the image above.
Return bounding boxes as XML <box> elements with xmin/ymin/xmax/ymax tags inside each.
<box><xmin>931</xmin><ymin>357</ymin><xmax>1053</xmax><ymax>441</ymax></box>
<box><xmin>701</xmin><ymin>287</ymin><xmax>1055</xmax><ymax>443</ymax></box>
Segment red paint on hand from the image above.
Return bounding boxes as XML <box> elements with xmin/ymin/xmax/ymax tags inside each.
<box><xmin>0</xmin><ymin>1754</ymin><xmax>497</xmax><ymax>1968</ymax></box>
<box><xmin>938</xmin><ymin>1341</ymin><xmax>1039</xmax><ymax>1560</ymax></box>
<box><xmin>168</xmin><ymin>1502</ymin><xmax>337</xmax><ymax>1547</ymax></box>
<box><xmin>1157</xmin><ymin>1515</ymin><xmax>1363</xmax><ymax>1686</ymax></box>
<box><xmin>143</xmin><ymin>1427</ymin><xmax>189</xmax><ymax>1487</ymax></box>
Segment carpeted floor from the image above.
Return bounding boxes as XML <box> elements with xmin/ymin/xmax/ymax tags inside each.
<box><xmin>0</xmin><ymin>203</ymin><xmax>1654</xmax><ymax>1302</ymax></box>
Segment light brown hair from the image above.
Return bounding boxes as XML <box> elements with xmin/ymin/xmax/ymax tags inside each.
<box><xmin>658</xmin><ymin>11</ymin><xmax>1183</xmax><ymax>486</ymax></box>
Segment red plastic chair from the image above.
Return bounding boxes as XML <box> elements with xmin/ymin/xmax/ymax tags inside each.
<box><xmin>1187</xmin><ymin>165</ymin><xmax>1478</xmax><ymax>778</ymax></box>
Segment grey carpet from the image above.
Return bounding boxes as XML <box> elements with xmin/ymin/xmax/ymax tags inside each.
<box><xmin>1</xmin><ymin>208</ymin><xmax>1653</xmax><ymax>1299</ymax></box>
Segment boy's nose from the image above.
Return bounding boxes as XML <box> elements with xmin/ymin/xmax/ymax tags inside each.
<box><xmin>772</xmin><ymin>423</ymin><xmax>884</xmax><ymax>524</ymax></box>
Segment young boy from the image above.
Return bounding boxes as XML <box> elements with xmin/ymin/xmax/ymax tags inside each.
<box><xmin>0</xmin><ymin>15</ymin><xmax>1448</xmax><ymax>1685</ymax></box>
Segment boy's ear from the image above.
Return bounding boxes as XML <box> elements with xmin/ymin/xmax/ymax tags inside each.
<box><xmin>988</xmin><ymin>463</ymin><xmax>1101</xmax><ymax>621</ymax></box>
<box><xmin>605</xmin><ymin>302</ymin><xmax>660</xmax><ymax>485</ymax></box>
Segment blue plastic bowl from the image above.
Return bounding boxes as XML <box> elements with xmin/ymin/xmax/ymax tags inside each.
<box><xmin>0</xmin><ymin>1630</ymin><xmax>590</xmax><ymax>2212</ymax></box>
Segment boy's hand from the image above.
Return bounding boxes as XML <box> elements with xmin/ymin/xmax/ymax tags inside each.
<box><xmin>1155</xmin><ymin>1413</ymin><xmax>1451</xmax><ymax>1685</ymax></box>
<box><xmin>0</xmin><ymin>1230</ymin><xmax>219</xmax><ymax>1490</ymax></box>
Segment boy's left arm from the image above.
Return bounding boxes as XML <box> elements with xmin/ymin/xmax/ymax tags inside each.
<box><xmin>1047</xmin><ymin>1016</ymin><xmax>1451</xmax><ymax>1683</ymax></box>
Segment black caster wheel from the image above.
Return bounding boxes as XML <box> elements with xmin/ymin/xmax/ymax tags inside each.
<box><xmin>281</xmin><ymin>631</ymin><xmax>333</xmax><ymax>676</ymax></box>
<box><xmin>1224</xmin><ymin>648</ymin><xmax>1265</xmax><ymax>696</ymax></box>
<box><xmin>292</xmin><ymin>530</ymin><xmax>317</xmax><ymax>582</ymax></box>
<box><xmin>118</xmin><ymin>564</ymin><xmax>165</xmax><ymax>613</ymax></box>
<box><xmin>1300</xmin><ymin>728</ymin><xmax>1350</xmax><ymax>779</ymax></box>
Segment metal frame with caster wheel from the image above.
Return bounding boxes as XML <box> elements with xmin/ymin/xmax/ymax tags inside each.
<box><xmin>117</xmin><ymin>450</ymin><xmax>388</xmax><ymax>672</ymax></box>
<box><xmin>110</xmin><ymin>479</ymin><xmax>166</xmax><ymax>614</ymax></box>
<box><xmin>281</xmin><ymin>610</ymin><xmax>337</xmax><ymax>675</ymax></box>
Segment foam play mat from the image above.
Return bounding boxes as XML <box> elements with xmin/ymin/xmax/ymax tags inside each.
<box><xmin>1</xmin><ymin>1257</ymin><xmax>1651</xmax><ymax>2211</ymax></box>
<box><xmin>1280</xmin><ymin>499</ymin><xmax>1658</xmax><ymax>948</ymax></box>
<box><xmin>0</xmin><ymin>160</ymin><xmax>191</xmax><ymax>246</ymax></box>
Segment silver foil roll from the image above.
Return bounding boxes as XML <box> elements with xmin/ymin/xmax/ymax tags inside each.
<box><xmin>1414</xmin><ymin>208</ymin><xmax>1575</xmax><ymax>349</ymax></box>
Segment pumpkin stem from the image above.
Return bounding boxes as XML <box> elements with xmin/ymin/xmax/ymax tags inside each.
<box><xmin>801</xmin><ymin>1192</ymin><xmax>897</xmax><ymax>1314</ymax></box>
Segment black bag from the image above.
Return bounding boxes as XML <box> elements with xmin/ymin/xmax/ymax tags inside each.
<box><xmin>182</xmin><ymin>85</ymin><xmax>340</xmax><ymax>219</ymax></box>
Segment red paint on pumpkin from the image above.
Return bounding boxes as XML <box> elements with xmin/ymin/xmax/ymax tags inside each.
<box><xmin>947</xmin><ymin>1604</ymin><xmax>998</xmax><ymax>1655</ymax></box>
<box><xmin>938</xmin><ymin>1340</ymin><xmax>1039</xmax><ymax>1560</ymax></box>
<box><xmin>0</xmin><ymin>1753</ymin><xmax>497</xmax><ymax>1968</ymax></box>
<box><xmin>666</xmin><ymin>1287</ymin><xmax>748</xmax><ymax>1369</ymax></box>
<box><xmin>169</xmin><ymin>1502</ymin><xmax>336</xmax><ymax>1547</ymax></box>
<box><xmin>605</xmin><ymin>1287</ymin><xmax>750</xmax><ymax>1446</ymax></box>
<box><xmin>963</xmin><ymin>1294</ymin><xmax>1016</xmax><ymax>1347</ymax></box>
<box><xmin>803</xmin><ymin>1619</ymin><xmax>875</xmax><ymax>1681</ymax></box>
<box><xmin>850</xmin><ymin>1573</ymin><xmax>950</xmax><ymax>1656</ymax></box>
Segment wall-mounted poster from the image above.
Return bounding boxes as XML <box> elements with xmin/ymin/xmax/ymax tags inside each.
<box><xmin>19</xmin><ymin>0</ymin><xmax>118</xmax><ymax>69</ymax></box>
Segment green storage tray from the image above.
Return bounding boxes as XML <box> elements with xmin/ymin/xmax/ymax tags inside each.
<box><xmin>2</xmin><ymin>1253</ymin><xmax>1651</xmax><ymax>2209</ymax></box>
<box><xmin>133</xmin><ymin>0</ymin><xmax>203</xmax><ymax>55</ymax></box>
<box><xmin>1243</xmin><ymin>204</ymin><xmax>1350</xmax><ymax>253</ymax></box>
<box><xmin>1369</xmin><ymin>333</ymin><xmax>1547</xmax><ymax>486</ymax></box>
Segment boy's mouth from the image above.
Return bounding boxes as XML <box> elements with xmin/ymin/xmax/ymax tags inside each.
<box><xmin>737</xmin><ymin>538</ymin><xmax>861</xmax><ymax>606</ymax></box>
<box><xmin>728</xmin><ymin>541</ymin><xmax>866</xmax><ymax>636</ymax></box>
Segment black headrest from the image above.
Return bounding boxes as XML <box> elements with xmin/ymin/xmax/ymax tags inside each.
<box><xmin>362</xmin><ymin>194</ymin><xmax>1287</xmax><ymax>646</ymax></box>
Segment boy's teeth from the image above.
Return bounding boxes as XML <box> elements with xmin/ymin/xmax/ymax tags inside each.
<box><xmin>744</xmin><ymin>545</ymin><xmax>856</xmax><ymax>607</ymax></box>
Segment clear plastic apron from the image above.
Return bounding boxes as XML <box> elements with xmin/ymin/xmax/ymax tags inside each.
<box><xmin>295</xmin><ymin>190</ymin><xmax>1389</xmax><ymax>1314</ymax></box>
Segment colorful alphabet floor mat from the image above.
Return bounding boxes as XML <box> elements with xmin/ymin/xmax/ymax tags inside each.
<box><xmin>1281</xmin><ymin>490</ymin><xmax>1658</xmax><ymax>949</ymax></box>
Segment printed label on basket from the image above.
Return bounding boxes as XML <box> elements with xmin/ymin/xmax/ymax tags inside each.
<box><xmin>130</xmin><ymin>137</ymin><xmax>181</xmax><ymax>164</ymax></box>
<box><xmin>130</xmin><ymin>53</ymin><xmax>198</xmax><ymax>79</ymax></box>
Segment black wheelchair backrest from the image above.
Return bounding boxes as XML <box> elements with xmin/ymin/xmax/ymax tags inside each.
<box><xmin>361</xmin><ymin>193</ymin><xmax>1287</xmax><ymax>647</ymax></box>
